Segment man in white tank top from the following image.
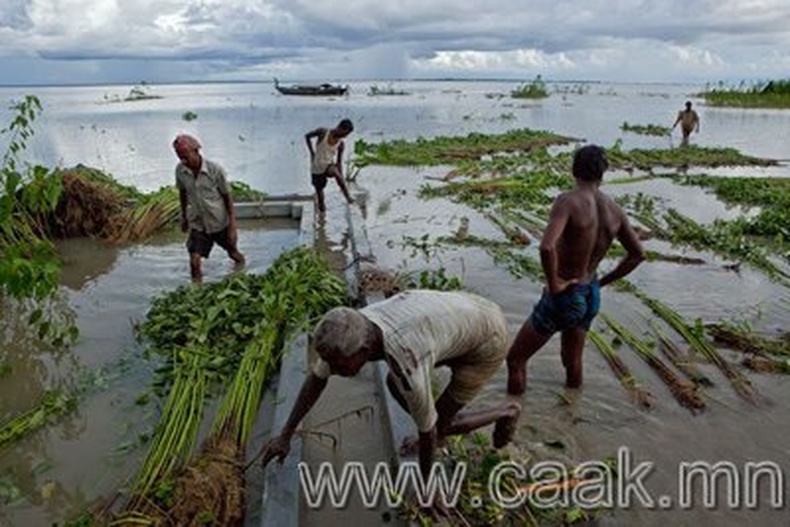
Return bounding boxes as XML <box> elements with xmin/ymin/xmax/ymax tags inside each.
<box><xmin>305</xmin><ymin>119</ymin><xmax>355</xmax><ymax>213</ymax></box>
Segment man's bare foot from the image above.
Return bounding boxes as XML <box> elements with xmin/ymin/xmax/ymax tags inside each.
<box><xmin>493</xmin><ymin>400</ymin><xmax>522</xmax><ymax>449</ymax></box>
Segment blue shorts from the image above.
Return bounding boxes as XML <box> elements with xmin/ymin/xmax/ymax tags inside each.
<box><xmin>529</xmin><ymin>281</ymin><xmax>601</xmax><ymax>336</ymax></box>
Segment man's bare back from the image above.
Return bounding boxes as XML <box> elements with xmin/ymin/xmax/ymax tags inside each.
<box><xmin>503</xmin><ymin>144</ymin><xmax>645</xmax><ymax>424</ymax></box>
<box><xmin>553</xmin><ymin>188</ymin><xmax>626</xmax><ymax>285</ymax></box>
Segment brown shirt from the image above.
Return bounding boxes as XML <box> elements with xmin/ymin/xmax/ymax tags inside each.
<box><xmin>175</xmin><ymin>158</ymin><xmax>230</xmax><ymax>233</ymax></box>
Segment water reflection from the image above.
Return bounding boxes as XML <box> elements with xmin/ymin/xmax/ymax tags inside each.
<box><xmin>1</xmin><ymin>222</ymin><xmax>301</xmax><ymax>525</ymax></box>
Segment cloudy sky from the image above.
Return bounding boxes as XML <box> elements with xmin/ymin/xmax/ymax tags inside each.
<box><xmin>0</xmin><ymin>0</ymin><xmax>788</xmax><ymax>86</ymax></box>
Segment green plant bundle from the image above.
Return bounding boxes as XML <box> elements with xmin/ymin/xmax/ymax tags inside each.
<box><xmin>601</xmin><ymin>314</ymin><xmax>704</xmax><ymax>412</ymax></box>
<box><xmin>588</xmin><ymin>329</ymin><xmax>654</xmax><ymax>410</ymax></box>
<box><xmin>649</xmin><ymin>320</ymin><xmax>714</xmax><ymax>387</ymax></box>
<box><xmin>119</xmin><ymin>246</ymin><xmax>347</xmax><ymax>522</ymax></box>
<box><xmin>631</xmin><ymin>286</ymin><xmax>758</xmax><ymax>404</ymax></box>
<box><xmin>707</xmin><ymin>323</ymin><xmax>790</xmax><ymax>358</ymax></box>
<box><xmin>127</xmin><ymin>350</ymin><xmax>208</xmax><ymax>504</ymax></box>
<box><xmin>211</xmin><ymin>246</ymin><xmax>347</xmax><ymax>444</ymax></box>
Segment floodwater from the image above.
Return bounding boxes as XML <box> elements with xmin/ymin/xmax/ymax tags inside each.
<box><xmin>0</xmin><ymin>220</ymin><xmax>300</xmax><ymax>526</ymax></box>
<box><xmin>1</xmin><ymin>79</ymin><xmax>790</xmax><ymax>526</ymax></box>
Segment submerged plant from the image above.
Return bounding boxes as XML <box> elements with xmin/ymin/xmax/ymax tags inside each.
<box><xmin>620</xmin><ymin>122</ymin><xmax>671</xmax><ymax>136</ymax></box>
<box><xmin>0</xmin><ymin>391</ymin><xmax>77</xmax><ymax>450</ymax></box>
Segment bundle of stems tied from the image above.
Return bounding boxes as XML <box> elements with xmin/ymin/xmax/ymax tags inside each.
<box><xmin>601</xmin><ymin>314</ymin><xmax>705</xmax><ymax>412</ymax></box>
<box><xmin>632</xmin><ymin>288</ymin><xmax>758</xmax><ymax>404</ymax></box>
<box><xmin>112</xmin><ymin>246</ymin><xmax>347</xmax><ymax>526</ymax></box>
<box><xmin>588</xmin><ymin>328</ymin><xmax>654</xmax><ymax>410</ymax></box>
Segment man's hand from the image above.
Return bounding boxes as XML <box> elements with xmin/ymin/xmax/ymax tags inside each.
<box><xmin>259</xmin><ymin>435</ymin><xmax>292</xmax><ymax>468</ymax></box>
<box><xmin>180</xmin><ymin>217</ymin><xmax>188</xmax><ymax>233</ymax></box>
<box><xmin>548</xmin><ymin>276</ymin><xmax>579</xmax><ymax>295</ymax></box>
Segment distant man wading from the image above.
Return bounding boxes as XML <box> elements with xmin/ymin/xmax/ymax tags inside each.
<box><xmin>305</xmin><ymin>119</ymin><xmax>355</xmax><ymax>213</ymax></box>
<box><xmin>259</xmin><ymin>290</ymin><xmax>521</xmax><ymax>481</ymax></box>
<box><xmin>672</xmin><ymin>100</ymin><xmax>700</xmax><ymax>144</ymax></box>
<box><xmin>173</xmin><ymin>134</ymin><xmax>245</xmax><ymax>282</ymax></box>
<box><xmin>498</xmin><ymin>145</ymin><xmax>645</xmax><ymax>442</ymax></box>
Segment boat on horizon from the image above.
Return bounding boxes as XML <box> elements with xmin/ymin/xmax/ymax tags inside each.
<box><xmin>273</xmin><ymin>78</ymin><xmax>349</xmax><ymax>96</ymax></box>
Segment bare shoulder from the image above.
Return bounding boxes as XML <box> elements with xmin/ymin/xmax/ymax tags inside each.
<box><xmin>596</xmin><ymin>190</ymin><xmax>620</xmax><ymax>208</ymax></box>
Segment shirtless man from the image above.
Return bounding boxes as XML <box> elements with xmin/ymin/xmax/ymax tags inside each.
<box><xmin>496</xmin><ymin>145</ymin><xmax>645</xmax><ymax>442</ymax></box>
<box><xmin>305</xmin><ymin>119</ymin><xmax>355</xmax><ymax>213</ymax></box>
<box><xmin>672</xmin><ymin>101</ymin><xmax>700</xmax><ymax>145</ymax></box>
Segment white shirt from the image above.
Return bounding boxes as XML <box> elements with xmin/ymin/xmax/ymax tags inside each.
<box><xmin>313</xmin><ymin>290</ymin><xmax>507</xmax><ymax>432</ymax></box>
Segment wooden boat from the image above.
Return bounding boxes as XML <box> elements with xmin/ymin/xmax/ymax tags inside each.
<box><xmin>273</xmin><ymin>78</ymin><xmax>348</xmax><ymax>96</ymax></box>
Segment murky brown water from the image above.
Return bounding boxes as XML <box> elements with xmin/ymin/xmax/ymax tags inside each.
<box><xmin>354</xmin><ymin>162</ymin><xmax>790</xmax><ymax>527</ymax></box>
<box><xmin>0</xmin><ymin>219</ymin><xmax>299</xmax><ymax>526</ymax></box>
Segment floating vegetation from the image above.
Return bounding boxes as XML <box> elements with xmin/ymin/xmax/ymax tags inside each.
<box><xmin>353</xmin><ymin>128</ymin><xmax>573</xmax><ymax>168</ymax></box>
<box><xmin>707</xmin><ymin>323</ymin><xmax>790</xmax><ymax>357</ymax></box>
<box><xmin>352</xmin><ymin>127</ymin><xmax>781</xmax><ymax>409</ymax></box>
<box><xmin>649</xmin><ymin>321</ymin><xmax>714</xmax><ymax>387</ymax></box>
<box><xmin>601</xmin><ymin>314</ymin><xmax>705</xmax><ymax>412</ymax></box>
<box><xmin>662</xmin><ymin>209</ymin><xmax>790</xmax><ymax>283</ymax></box>
<box><xmin>367</xmin><ymin>84</ymin><xmax>410</xmax><ymax>96</ymax></box>
<box><xmin>489</xmin><ymin>246</ymin><xmax>544</xmax><ymax>282</ymax></box>
<box><xmin>181</xmin><ymin>111</ymin><xmax>198</xmax><ymax>121</ymax></box>
<box><xmin>511</xmin><ymin>75</ymin><xmax>549</xmax><ymax>99</ymax></box>
<box><xmin>620</xmin><ymin>122</ymin><xmax>671</xmax><ymax>137</ymax></box>
<box><xmin>701</xmin><ymin>79</ymin><xmax>790</xmax><ymax>108</ymax></box>
<box><xmin>0</xmin><ymin>391</ymin><xmax>77</xmax><ymax>450</ymax></box>
<box><xmin>630</xmin><ymin>285</ymin><xmax>759</xmax><ymax>404</ymax></box>
<box><xmin>603</xmin><ymin>143</ymin><xmax>777</xmax><ymax>171</ymax></box>
<box><xmin>588</xmin><ymin>329</ymin><xmax>654</xmax><ymax>410</ymax></box>
<box><xmin>401</xmin><ymin>435</ymin><xmax>613</xmax><ymax>526</ymax></box>
<box><xmin>673</xmin><ymin>174</ymin><xmax>790</xmax><ymax>246</ymax></box>
<box><xmin>741</xmin><ymin>355</ymin><xmax>790</xmax><ymax>375</ymax></box>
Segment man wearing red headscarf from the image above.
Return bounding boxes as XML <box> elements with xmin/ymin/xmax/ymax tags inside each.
<box><xmin>173</xmin><ymin>134</ymin><xmax>245</xmax><ymax>282</ymax></box>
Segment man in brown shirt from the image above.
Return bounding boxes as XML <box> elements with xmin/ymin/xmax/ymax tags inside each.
<box><xmin>174</xmin><ymin>134</ymin><xmax>245</xmax><ymax>282</ymax></box>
